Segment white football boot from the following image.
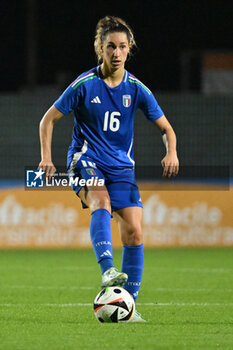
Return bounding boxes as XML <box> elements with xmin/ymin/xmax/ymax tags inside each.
<box><xmin>128</xmin><ymin>309</ymin><xmax>146</xmax><ymax>323</ymax></box>
<box><xmin>101</xmin><ymin>267</ymin><xmax>128</xmax><ymax>289</ymax></box>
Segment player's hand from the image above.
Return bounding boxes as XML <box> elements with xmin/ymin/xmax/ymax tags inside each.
<box><xmin>38</xmin><ymin>160</ymin><xmax>56</xmax><ymax>181</ymax></box>
<box><xmin>161</xmin><ymin>152</ymin><xmax>179</xmax><ymax>178</ymax></box>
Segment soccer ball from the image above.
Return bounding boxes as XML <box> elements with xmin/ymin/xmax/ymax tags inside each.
<box><xmin>93</xmin><ymin>286</ymin><xmax>135</xmax><ymax>323</ymax></box>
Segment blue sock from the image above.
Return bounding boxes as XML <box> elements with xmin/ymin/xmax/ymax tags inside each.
<box><xmin>121</xmin><ymin>244</ymin><xmax>144</xmax><ymax>301</ymax></box>
<box><xmin>90</xmin><ymin>209</ymin><xmax>113</xmax><ymax>274</ymax></box>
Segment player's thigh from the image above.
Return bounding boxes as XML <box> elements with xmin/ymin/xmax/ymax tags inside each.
<box><xmin>70</xmin><ymin>154</ymin><xmax>111</xmax><ymax>212</ymax></box>
<box><xmin>113</xmin><ymin>207</ymin><xmax>143</xmax><ymax>245</ymax></box>
<box><xmin>78</xmin><ymin>185</ymin><xmax>111</xmax><ymax>213</ymax></box>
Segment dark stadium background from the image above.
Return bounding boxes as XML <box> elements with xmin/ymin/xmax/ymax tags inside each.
<box><xmin>2</xmin><ymin>0</ymin><xmax>232</xmax><ymax>91</ymax></box>
<box><xmin>0</xmin><ymin>0</ymin><xmax>232</xmax><ymax>179</ymax></box>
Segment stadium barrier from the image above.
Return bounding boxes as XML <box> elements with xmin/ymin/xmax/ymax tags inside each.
<box><xmin>0</xmin><ymin>93</ymin><xmax>232</xmax><ymax>179</ymax></box>
<box><xmin>0</xmin><ymin>184</ymin><xmax>232</xmax><ymax>248</ymax></box>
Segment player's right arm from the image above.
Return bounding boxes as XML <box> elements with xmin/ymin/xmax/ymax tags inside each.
<box><xmin>38</xmin><ymin>77</ymin><xmax>80</xmax><ymax>175</ymax></box>
<box><xmin>38</xmin><ymin>105</ymin><xmax>64</xmax><ymax>176</ymax></box>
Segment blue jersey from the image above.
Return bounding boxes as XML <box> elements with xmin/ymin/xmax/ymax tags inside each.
<box><xmin>54</xmin><ymin>66</ymin><xmax>164</xmax><ymax>170</ymax></box>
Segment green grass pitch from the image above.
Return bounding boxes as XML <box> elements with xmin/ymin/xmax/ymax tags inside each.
<box><xmin>0</xmin><ymin>248</ymin><xmax>232</xmax><ymax>350</ymax></box>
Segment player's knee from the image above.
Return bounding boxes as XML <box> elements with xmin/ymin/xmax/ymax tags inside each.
<box><xmin>122</xmin><ymin>224</ymin><xmax>142</xmax><ymax>245</ymax></box>
<box><xmin>89</xmin><ymin>193</ymin><xmax>111</xmax><ymax>213</ymax></box>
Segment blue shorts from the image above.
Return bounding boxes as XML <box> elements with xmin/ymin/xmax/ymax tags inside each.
<box><xmin>68</xmin><ymin>154</ymin><xmax>143</xmax><ymax>212</ymax></box>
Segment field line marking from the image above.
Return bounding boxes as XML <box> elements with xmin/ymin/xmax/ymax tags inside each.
<box><xmin>138</xmin><ymin>302</ymin><xmax>233</xmax><ymax>306</ymax></box>
<box><xmin>0</xmin><ymin>267</ymin><xmax>232</xmax><ymax>273</ymax></box>
<box><xmin>0</xmin><ymin>302</ymin><xmax>233</xmax><ymax>307</ymax></box>
<box><xmin>146</xmin><ymin>267</ymin><xmax>233</xmax><ymax>273</ymax></box>
<box><xmin>1</xmin><ymin>285</ymin><xmax>94</xmax><ymax>290</ymax></box>
<box><xmin>2</xmin><ymin>286</ymin><xmax>233</xmax><ymax>293</ymax></box>
<box><xmin>151</xmin><ymin>287</ymin><xmax>233</xmax><ymax>292</ymax></box>
<box><xmin>0</xmin><ymin>266</ymin><xmax>95</xmax><ymax>271</ymax></box>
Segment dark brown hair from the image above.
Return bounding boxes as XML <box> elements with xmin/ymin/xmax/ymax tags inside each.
<box><xmin>94</xmin><ymin>16</ymin><xmax>136</xmax><ymax>62</ymax></box>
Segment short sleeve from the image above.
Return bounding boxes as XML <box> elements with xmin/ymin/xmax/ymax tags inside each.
<box><xmin>54</xmin><ymin>84</ymin><xmax>80</xmax><ymax>114</ymax></box>
<box><xmin>139</xmin><ymin>88</ymin><xmax>164</xmax><ymax>121</ymax></box>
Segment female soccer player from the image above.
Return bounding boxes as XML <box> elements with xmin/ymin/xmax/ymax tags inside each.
<box><xmin>38</xmin><ymin>16</ymin><xmax>179</xmax><ymax>322</ymax></box>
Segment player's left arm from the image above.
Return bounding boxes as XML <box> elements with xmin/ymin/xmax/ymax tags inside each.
<box><xmin>154</xmin><ymin>115</ymin><xmax>179</xmax><ymax>178</ymax></box>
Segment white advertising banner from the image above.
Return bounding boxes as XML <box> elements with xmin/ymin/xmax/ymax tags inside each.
<box><xmin>0</xmin><ymin>185</ymin><xmax>232</xmax><ymax>248</ymax></box>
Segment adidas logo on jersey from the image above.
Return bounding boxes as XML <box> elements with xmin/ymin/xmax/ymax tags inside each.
<box><xmin>91</xmin><ymin>96</ymin><xmax>101</xmax><ymax>103</ymax></box>
<box><xmin>100</xmin><ymin>250</ymin><xmax>112</xmax><ymax>258</ymax></box>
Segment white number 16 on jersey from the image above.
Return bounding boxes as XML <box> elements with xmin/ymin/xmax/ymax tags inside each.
<box><xmin>103</xmin><ymin>111</ymin><xmax>121</xmax><ymax>132</ymax></box>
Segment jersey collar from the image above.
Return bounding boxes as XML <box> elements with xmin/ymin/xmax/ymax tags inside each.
<box><xmin>97</xmin><ymin>65</ymin><xmax>128</xmax><ymax>84</ymax></box>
